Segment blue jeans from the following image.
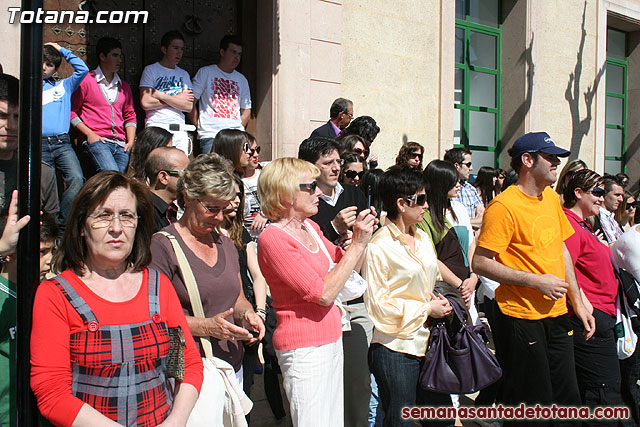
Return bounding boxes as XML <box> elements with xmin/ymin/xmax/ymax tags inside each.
<box><xmin>41</xmin><ymin>133</ymin><xmax>85</xmax><ymax>222</ymax></box>
<box><xmin>370</xmin><ymin>344</ymin><xmax>453</xmax><ymax>427</ymax></box>
<box><xmin>198</xmin><ymin>137</ymin><xmax>214</xmax><ymax>155</ymax></box>
<box><xmin>83</xmin><ymin>140</ymin><xmax>129</xmax><ymax>173</ymax></box>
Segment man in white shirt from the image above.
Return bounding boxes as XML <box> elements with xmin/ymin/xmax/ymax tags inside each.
<box><xmin>139</xmin><ymin>31</ymin><xmax>194</xmax><ymax>155</ymax></box>
<box><xmin>596</xmin><ymin>175</ymin><xmax>625</xmax><ymax>244</ymax></box>
<box><xmin>190</xmin><ymin>35</ymin><xmax>251</xmax><ymax>155</ymax></box>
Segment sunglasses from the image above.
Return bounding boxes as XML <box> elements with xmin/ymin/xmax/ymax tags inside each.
<box><xmin>198</xmin><ymin>199</ymin><xmax>235</xmax><ymax>215</ymax></box>
<box><xmin>626</xmin><ymin>202</ymin><xmax>638</xmax><ymax>210</ymax></box>
<box><xmin>584</xmin><ymin>187</ymin><xmax>606</xmax><ymax>198</ymax></box>
<box><xmin>461</xmin><ymin>161</ymin><xmax>472</xmax><ymax>168</ymax></box>
<box><xmin>409</xmin><ymin>152</ymin><xmax>423</xmax><ymax>160</ymax></box>
<box><xmin>405</xmin><ymin>193</ymin><xmax>427</xmax><ymax>206</ymax></box>
<box><xmin>162</xmin><ymin>169</ymin><xmax>182</xmax><ymax>177</ymax></box>
<box><xmin>344</xmin><ymin>170</ymin><xmax>365</xmax><ymax>179</ymax></box>
<box><xmin>353</xmin><ymin>147</ymin><xmax>370</xmax><ymax>158</ymax></box>
<box><xmin>248</xmin><ymin>145</ymin><xmax>261</xmax><ymax>156</ymax></box>
<box><xmin>299</xmin><ymin>181</ymin><xmax>318</xmax><ymax>193</ymax></box>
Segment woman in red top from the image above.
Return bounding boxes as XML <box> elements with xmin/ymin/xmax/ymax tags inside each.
<box><xmin>562</xmin><ymin>169</ymin><xmax>624</xmax><ymax>418</ymax></box>
<box><xmin>31</xmin><ymin>171</ymin><xmax>203</xmax><ymax>427</ymax></box>
<box><xmin>256</xmin><ymin>158</ymin><xmax>376</xmax><ymax>427</ymax></box>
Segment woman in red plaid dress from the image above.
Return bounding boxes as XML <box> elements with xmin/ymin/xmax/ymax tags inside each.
<box><xmin>30</xmin><ymin>171</ymin><xmax>203</xmax><ymax>427</ymax></box>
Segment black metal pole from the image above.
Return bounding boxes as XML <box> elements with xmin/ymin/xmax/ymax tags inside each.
<box><xmin>17</xmin><ymin>0</ymin><xmax>42</xmax><ymax>426</ymax></box>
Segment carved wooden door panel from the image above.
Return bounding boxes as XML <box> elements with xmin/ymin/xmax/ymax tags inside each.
<box><xmin>52</xmin><ymin>0</ymin><xmax>239</xmax><ymax>127</ymax></box>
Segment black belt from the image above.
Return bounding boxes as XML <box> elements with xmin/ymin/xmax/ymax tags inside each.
<box><xmin>346</xmin><ymin>296</ymin><xmax>364</xmax><ymax>305</ymax></box>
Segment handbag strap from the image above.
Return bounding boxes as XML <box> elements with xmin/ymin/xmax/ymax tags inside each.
<box><xmin>576</xmin><ymin>220</ymin><xmax>620</xmax><ymax>277</ymax></box>
<box><xmin>156</xmin><ymin>231</ymin><xmax>215</xmax><ymax>360</ymax></box>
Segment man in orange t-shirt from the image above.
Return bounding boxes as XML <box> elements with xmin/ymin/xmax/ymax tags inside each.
<box><xmin>473</xmin><ymin>132</ymin><xmax>595</xmax><ymax>417</ymax></box>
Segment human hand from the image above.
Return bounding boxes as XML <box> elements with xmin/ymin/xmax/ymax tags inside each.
<box><xmin>338</xmin><ymin>230</ymin><xmax>353</xmax><ymax>250</ymax></box>
<box><xmin>44</xmin><ymin>42</ymin><xmax>62</xmax><ymax>51</ymax></box>
<box><xmin>250</xmin><ymin>213</ymin><xmax>268</xmax><ymax>234</ymax></box>
<box><xmin>459</xmin><ymin>274</ymin><xmax>478</xmax><ymax>307</ymax></box>
<box><xmin>574</xmin><ymin>305</ymin><xmax>596</xmax><ymax>340</ymax></box>
<box><xmin>594</xmin><ymin>229</ymin><xmax>608</xmax><ymax>246</ymax></box>
<box><xmin>206</xmin><ymin>308</ymin><xmax>254</xmax><ymax>342</ymax></box>
<box><xmin>331</xmin><ymin>206</ymin><xmax>358</xmax><ymax>234</ymax></box>
<box><xmin>0</xmin><ymin>190</ymin><xmax>30</xmax><ymax>257</ymax></box>
<box><xmin>533</xmin><ymin>274</ymin><xmax>568</xmax><ymax>300</ymax></box>
<box><xmin>124</xmin><ymin>140</ymin><xmax>134</xmax><ymax>152</ymax></box>
<box><xmin>239</xmin><ymin>310</ymin><xmax>265</xmax><ymax>345</ymax></box>
<box><xmin>176</xmin><ymin>88</ymin><xmax>195</xmax><ymax>103</ymax></box>
<box><xmin>428</xmin><ymin>293</ymin><xmax>452</xmax><ymax>319</ymax></box>
<box><xmin>368</xmin><ymin>152</ymin><xmax>378</xmax><ymax>163</ymax></box>
<box><xmin>87</xmin><ymin>132</ymin><xmax>104</xmax><ymax>144</ymax></box>
<box><xmin>351</xmin><ymin>209</ymin><xmax>376</xmax><ymax>247</ymax></box>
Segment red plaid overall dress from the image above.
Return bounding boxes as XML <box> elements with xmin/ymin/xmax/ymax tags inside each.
<box><xmin>52</xmin><ymin>268</ymin><xmax>173</xmax><ymax>427</ymax></box>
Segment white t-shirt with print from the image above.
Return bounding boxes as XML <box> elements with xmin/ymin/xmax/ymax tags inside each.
<box><xmin>191</xmin><ymin>64</ymin><xmax>251</xmax><ymax>139</ymax></box>
<box><xmin>139</xmin><ymin>62</ymin><xmax>192</xmax><ymax>126</ymax></box>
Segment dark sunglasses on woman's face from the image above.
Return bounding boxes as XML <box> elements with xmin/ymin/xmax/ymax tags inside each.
<box><xmin>353</xmin><ymin>147</ymin><xmax>370</xmax><ymax>158</ymax></box>
<box><xmin>344</xmin><ymin>170</ymin><xmax>365</xmax><ymax>179</ymax></box>
<box><xmin>409</xmin><ymin>152</ymin><xmax>423</xmax><ymax>160</ymax></box>
<box><xmin>242</xmin><ymin>142</ymin><xmax>251</xmax><ymax>153</ymax></box>
<box><xmin>626</xmin><ymin>202</ymin><xmax>638</xmax><ymax>210</ymax></box>
<box><xmin>299</xmin><ymin>181</ymin><xmax>318</xmax><ymax>193</ymax></box>
<box><xmin>585</xmin><ymin>187</ymin><xmax>606</xmax><ymax>198</ymax></box>
<box><xmin>248</xmin><ymin>146</ymin><xmax>261</xmax><ymax>156</ymax></box>
<box><xmin>405</xmin><ymin>193</ymin><xmax>427</xmax><ymax>206</ymax></box>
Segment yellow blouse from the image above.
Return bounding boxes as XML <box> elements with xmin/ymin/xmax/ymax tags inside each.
<box><xmin>362</xmin><ymin>221</ymin><xmax>441</xmax><ymax>357</ymax></box>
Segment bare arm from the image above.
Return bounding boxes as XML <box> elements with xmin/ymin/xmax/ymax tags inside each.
<box><xmin>124</xmin><ymin>125</ymin><xmax>136</xmax><ymax>152</ymax></box>
<box><xmin>563</xmin><ymin>243</ymin><xmax>595</xmax><ymax>339</ymax></box>
<box><xmin>246</xmin><ymin>242</ymin><xmax>267</xmax><ymax>311</ymax></box>
<box><xmin>472</xmin><ymin>245</ymin><xmax>568</xmax><ymax>300</ymax></box>
<box><xmin>318</xmin><ymin>209</ymin><xmax>375</xmax><ymax>306</ymax></box>
<box><xmin>140</xmin><ymin>87</ymin><xmax>195</xmax><ymax>112</ymax></box>
<box><xmin>71</xmin><ymin>404</ymin><xmax>122</xmax><ymax>427</ymax></box>
<box><xmin>187</xmin><ymin>103</ymin><xmax>199</xmax><ymax>126</ymax></box>
<box><xmin>157</xmin><ymin>383</ymin><xmax>198</xmax><ymax>427</ymax></box>
<box><xmin>74</xmin><ymin>122</ymin><xmax>103</xmax><ymax>144</ymax></box>
<box><xmin>240</xmin><ymin>108</ymin><xmax>251</xmax><ymax>127</ymax></box>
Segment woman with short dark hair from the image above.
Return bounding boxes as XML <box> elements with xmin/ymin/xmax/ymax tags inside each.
<box><xmin>31</xmin><ymin>171</ymin><xmax>203</xmax><ymax>427</ymax></box>
<box><xmin>364</xmin><ymin>166</ymin><xmax>452</xmax><ymax>427</ymax></box>
<box><xmin>562</xmin><ymin>169</ymin><xmax>624</xmax><ymax>419</ymax></box>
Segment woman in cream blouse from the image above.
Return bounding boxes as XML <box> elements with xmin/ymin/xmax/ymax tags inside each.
<box><xmin>363</xmin><ymin>166</ymin><xmax>452</xmax><ymax>427</ymax></box>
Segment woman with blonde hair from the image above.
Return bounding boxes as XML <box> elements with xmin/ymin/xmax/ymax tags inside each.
<box><xmin>256</xmin><ymin>157</ymin><xmax>376</xmax><ymax>426</ymax></box>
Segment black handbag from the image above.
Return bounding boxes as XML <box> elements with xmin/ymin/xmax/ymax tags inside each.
<box><xmin>419</xmin><ymin>298</ymin><xmax>502</xmax><ymax>394</ymax></box>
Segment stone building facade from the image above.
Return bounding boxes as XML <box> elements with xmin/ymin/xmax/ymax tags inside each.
<box><xmin>3</xmin><ymin>0</ymin><xmax>640</xmax><ymax>191</ymax></box>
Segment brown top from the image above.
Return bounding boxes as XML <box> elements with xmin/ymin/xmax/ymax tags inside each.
<box><xmin>150</xmin><ymin>223</ymin><xmax>244</xmax><ymax>370</ymax></box>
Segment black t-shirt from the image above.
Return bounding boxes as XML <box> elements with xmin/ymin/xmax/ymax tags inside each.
<box><xmin>310</xmin><ymin>184</ymin><xmax>368</xmax><ymax>242</ymax></box>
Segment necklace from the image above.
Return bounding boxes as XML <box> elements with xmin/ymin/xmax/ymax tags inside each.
<box><xmin>276</xmin><ymin>220</ymin><xmax>315</xmax><ymax>249</ymax></box>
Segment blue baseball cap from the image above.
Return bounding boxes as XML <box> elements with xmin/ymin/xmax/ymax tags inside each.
<box><xmin>507</xmin><ymin>132</ymin><xmax>570</xmax><ymax>158</ymax></box>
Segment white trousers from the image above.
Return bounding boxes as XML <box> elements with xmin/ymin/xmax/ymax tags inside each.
<box><xmin>276</xmin><ymin>338</ymin><xmax>344</xmax><ymax>427</ymax></box>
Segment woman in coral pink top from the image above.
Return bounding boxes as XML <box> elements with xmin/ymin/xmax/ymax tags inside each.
<box><xmin>257</xmin><ymin>158</ymin><xmax>376</xmax><ymax>427</ymax></box>
<box><xmin>31</xmin><ymin>171</ymin><xmax>202</xmax><ymax>427</ymax></box>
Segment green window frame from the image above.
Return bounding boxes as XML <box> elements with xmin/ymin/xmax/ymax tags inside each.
<box><xmin>604</xmin><ymin>28</ymin><xmax>627</xmax><ymax>175</ymax></box>
<box><xmin>454</xmin><ymin>0</ymin><xmax>502</xmax><ymax>169</ymax></box>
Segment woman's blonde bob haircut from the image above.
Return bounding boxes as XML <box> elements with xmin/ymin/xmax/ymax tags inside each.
<box><xmin>177</xmin><ymin>153</ymin><xmax>236</xmax><ymax>208</ymax></box>
<box><xmin>258</xmin><ymin>157</ymin><xmax>320</xmax><ymax>221</ymax></box>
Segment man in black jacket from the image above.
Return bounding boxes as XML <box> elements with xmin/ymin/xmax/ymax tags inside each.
<box><xmin>310</xmin><ymin>98</ymin><xmax>353</xmax><ymax>138</ymax></box>
<box><xmin>298</xmin><ymin>136</ymin><xmax>372</xmax><ymax>427</ymax></box>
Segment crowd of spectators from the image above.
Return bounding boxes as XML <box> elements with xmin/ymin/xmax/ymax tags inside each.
<box><xmin>0</xmin><ymin>29</ymin><xmax>639</xmax><ymax>427</ymax></box>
